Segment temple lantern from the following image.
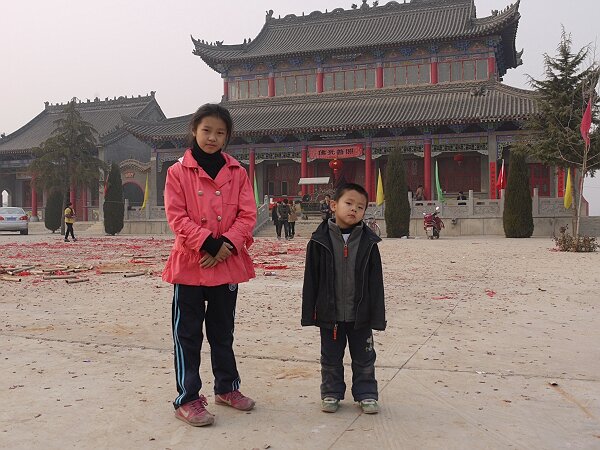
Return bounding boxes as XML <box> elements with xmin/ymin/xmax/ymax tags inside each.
<box><xmin>329</xmin><ymin>158</ymin><xmax>344</xmax><ymax>181</ymax></box>
<box><xmin>453</xmin><ymin>153</ymin><xmax>464</xmax><ymax>166</ymax></box>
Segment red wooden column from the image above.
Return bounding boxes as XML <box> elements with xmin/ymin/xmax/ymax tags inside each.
<box><xmin>308</xmin><ymin>161</ymin><xmax>315</xmax><ymax>195</ymax></box>
<box><xmin>249</xmin><ymin>148</ymin><xmax>256</xmax><ymax>191</ymax></box>
<box><xmin>365</xmin><ymin>143</ymin><xmax>373</xmax><ymax>202</ymax></box>
<box><xmin>301</xmin><ymin>146</ymin><xmax>308</xmax><ymax>196</ymax></box>
<box><xmin>223</xmin><ymin>78</ymin><xmax>229</xmax><ymax>101</ymax></box>
<box><xmin>488</xmin><ymin>57</ymin><xmax>496</xmax><ymax>80</ymax></box>
<box><xmin>70</xmin><ymin>185</ymin><xmax>76</xmax><ymax>206</ymax></box>
<box><xmin>489</xmin><ymin>162</ymin><xmax>497</xmax><ymax>199</ymax></box>
<box><xmin>424</xmin><ymin>139</ymin><xmax>432</xmax><ymax>201</ymax></box>
<box><xmin>268</xmin><ymin>73</ymin><xmax>275</xmax><ymax>97</ymax></box>
<box><xmin>431</xmin><ymin>61</ymin><xmax>438</xmax><ymax>84</ymax></box>
<box><xmin>82</xmin><ymin>188</ymin><xmax>88</xmax><ymax>221</ymax></box>
<box><xmin>30</xmin><ymin>176</ymin><xmax>38</xmax><ymax>219</ymax></box>
<box><xmin>317</xmin><ymin>69</ymin><xmax>324</xmax><ymax>93</ymax></box>
<box><xmin>557</xmin><ymin>167</ymin><xmax>565</xmax><ymax>198</ymax></box>
<box><xmin>376</xmin><ymin>63</ymin><xmax>383</xmax><ymax>88</ymax></box>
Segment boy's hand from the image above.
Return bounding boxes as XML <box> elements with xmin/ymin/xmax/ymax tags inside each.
<box><xmin>199</xmin><ymin>254</ymin><xmax>218</xmax><ymax>268</ymax></box>
<box><xmin>214</xmin><ymin>242</ymin><xmax>233</xmax><ymax>263</ymax></box>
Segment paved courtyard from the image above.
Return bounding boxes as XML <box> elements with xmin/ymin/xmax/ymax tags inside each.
<box><xmin>1</xmin><ymin>232</ymin><xmax>599</xmax><ymax>449</ymax></box>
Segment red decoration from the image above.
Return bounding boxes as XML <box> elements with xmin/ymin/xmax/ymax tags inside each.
<box><xmin>329</xmin><ymin>159</ymin><xmax>344</xmax><ymax>181</ymax></box>
<box><xmin>453</xmin><ymin>153</ymin><xmax>464</xmax><ymax>165</ymax></box>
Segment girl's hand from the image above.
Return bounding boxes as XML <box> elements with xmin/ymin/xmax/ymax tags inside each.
<box><xmin>214</xmin><ymin>242</ymin><xmax>233</xmax><ymax>263</ymax></box>
<box><xmin>199</xmin><ymin>254</ymin><xmax>219</xmax><ymax>268</ymax></box>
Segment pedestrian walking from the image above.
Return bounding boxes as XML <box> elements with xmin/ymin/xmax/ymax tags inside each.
<box><xmin>64</xmin><ymin>201</ymin><xmax>77</xmax><ymax>242</ymax></box>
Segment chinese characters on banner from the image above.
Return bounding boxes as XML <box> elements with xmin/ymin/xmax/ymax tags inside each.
<box><xmin>489</xmin><ymin>161</ymin><xmax>497</xmax><ymax>200</ymax></box>
<box><xmin>308</xmin><ymin>144</ymin><xmax>363</xmax><ymax>160</ymax></box>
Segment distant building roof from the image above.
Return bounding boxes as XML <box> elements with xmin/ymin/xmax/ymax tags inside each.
<box><xmin>122</xmin><ymin>80</ymin><xmax>537</xmax><ymax>143</ymax></box>
<box><xmin>192</xmin><ymin>0</ymin><xmax>521</xmax><ymax>74</ymax></box>
<box><xmin>0</xmin><ymin>93</ymin><xmax>165</xmax><ymax>154</ymax></box>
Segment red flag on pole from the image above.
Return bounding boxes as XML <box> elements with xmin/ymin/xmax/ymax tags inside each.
<box><xmin>580</xmin><ymin>98</ymin><xmax>592</xmax><ymax>147</ymax></box>
<box><xmin>496</xmin><ymin>159</ymin><xmax>506</xmax><ymax>191</ymax></box>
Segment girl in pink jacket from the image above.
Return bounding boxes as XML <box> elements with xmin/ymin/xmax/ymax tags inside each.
<box><xmin>163</xmin><ymin>104</ymin><xmax>256</xmax><ymax>427</ymax></box>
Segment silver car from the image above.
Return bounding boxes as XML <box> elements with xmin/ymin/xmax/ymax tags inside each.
<box><xmin>0</xmin><ymin>207</ymin><xmax>29</xmax><ymax>235</ymax></box>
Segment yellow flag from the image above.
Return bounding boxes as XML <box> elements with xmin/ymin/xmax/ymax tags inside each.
<box><xmin>141</xmin><ymin>173</ymin><xmax>149</xmax><ymax>210</ymax></box>
<box><xmin>563</xmin><ymin>168</ymin><xmax>572</xmax><ymax>209</ymax></box>
<box><xmin>376</xmin><ymin>168</ymin><xmax>384</xmax><ymax>206</ymax></box>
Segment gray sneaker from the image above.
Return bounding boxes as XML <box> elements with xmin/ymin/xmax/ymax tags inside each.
<box><xmin>321</xmin><ymin>397</ymin><xmax>340</xmax><ymax>413</ymax></box>
<box><xmin>359</xmin><ymin>399</ymin><xmax>379</xmax><ymax>414</ymax></box>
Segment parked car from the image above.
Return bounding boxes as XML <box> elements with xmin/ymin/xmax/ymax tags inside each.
<box><xmin>0</xmin><ymin>207</ymin><xmax>29</xmax><ymax>235</ymax></box>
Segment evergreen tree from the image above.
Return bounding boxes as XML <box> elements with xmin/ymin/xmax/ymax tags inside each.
<box><xmin>525</xmin><ymin>29</ymin><xmax>599</xmax><ymax>236</ymax></box>
<box><xmin>384</xmin><ymin>149</ymin><xmax>411</xmax><ymax>237</ymax></box>
<box><xmin>503</xmin><ymin>151</ymin><xmax>534</xmax><ymax>238</ymax></box>
<box><xmin>103</xmin><ymin>162</ymin><xmax>124</xmax><ymax>235</ymax></box>
<box><xmin>28</xmin><ymin>99</ymin><xmax>106</xmax><ymax>234</ymax></box>
<box><xmin>44</xmin><ymin>190</ymin><xmax>63</xmax><ymax>233</ymax></box>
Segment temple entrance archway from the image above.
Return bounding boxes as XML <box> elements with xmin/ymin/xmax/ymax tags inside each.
<box><xmin>123</xmin><ymin>182</ymin><xmax>144</xmax><ymax>208</ymax></box>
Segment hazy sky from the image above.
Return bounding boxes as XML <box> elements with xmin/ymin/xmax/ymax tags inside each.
<box><xmin>1</xmin><ymin>0</ymin><xmax>599</xmax><ymax>214</ymax></box>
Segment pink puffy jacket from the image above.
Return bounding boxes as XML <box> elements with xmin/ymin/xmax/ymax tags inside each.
<box><xmin>162</xmin><ymin>149</ymin><xmax>256</xmax><ymax>286</ymax></box>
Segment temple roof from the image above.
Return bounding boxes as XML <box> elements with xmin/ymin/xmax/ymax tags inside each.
<box><xmin>122</xmin><ymin>80</ymin><xmax>537</xmax><ymax>143</ymax></box>
<box><xmin>192</xmin><ymin>0</ymin><xmax>521</xmax><ymax>73</ymax></box>
<box><xmin>0</xmin><ymin>93</ymin><xmax>165</xmax><ymax>153</ymax></box>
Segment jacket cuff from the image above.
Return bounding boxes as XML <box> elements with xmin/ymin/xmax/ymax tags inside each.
<box><xmin>201</xmin><ymin>235</ymin><xmax>224</xmax><ymax>257</ymax></box>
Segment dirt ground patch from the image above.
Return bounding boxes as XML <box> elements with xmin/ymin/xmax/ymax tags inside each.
<box><xmin>1</xmin><ymin>234</ymin><xmax>599</xmax><ymax>449</ymax></box>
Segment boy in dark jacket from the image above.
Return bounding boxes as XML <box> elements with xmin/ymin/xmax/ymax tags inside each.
<box><xmin>302</xmin><ymin>183</ymin><xmax>385</xmax><ymax>414</ymax></box>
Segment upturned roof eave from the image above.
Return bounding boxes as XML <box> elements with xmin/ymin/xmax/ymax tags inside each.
<box><xmin>193</xmin><ymin>1</ymin><xmax>521</xmax><ymax>72</ymax></box>
<box><xmin>232</xmin><ymin>114</ymin><xmax>537</xmax><ymax>138</ymax></box>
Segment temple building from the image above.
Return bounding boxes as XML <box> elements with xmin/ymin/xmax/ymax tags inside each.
<box><xmin>123</xmin><ymin>0</ymin><xmax>565</xmax><ymax>211</ymax></box>
<box><xmin>0</xmin><ymin>94</ymin><xmax>164</xmax><ymax>219</ymax></box>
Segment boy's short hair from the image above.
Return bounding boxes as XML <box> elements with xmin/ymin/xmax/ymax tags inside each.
<box><xmin>333</xmin><ymin>183</ymin><xmax>369</xmax><ymax>204</ymax></box>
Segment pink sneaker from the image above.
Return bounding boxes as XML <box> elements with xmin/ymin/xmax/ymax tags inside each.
<box><xmin>174</xmin><ymin>396</ymin><xmax>215</xmax><ymax>427</ymax></box>
<box><xmin>215</xmin><ymin>390</ymin><xmax>255</xmax><ymax>411</ymax></box>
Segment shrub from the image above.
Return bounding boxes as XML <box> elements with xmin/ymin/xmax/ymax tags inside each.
<box><xmin>384</xmin><ymin>149</ymin><xmax>411</xmax><ymax>237</ymax></box>
<box><xmin>103</xmin><ymin>162</ymin><xmax>124</xmax><ymax>235</ymax></box>
<box><xmin>554</xmin><ymin>225</ymin><xmax>598</xmax><ymax>252</ymax></box>
<box><xmin>503</xmin><ymin>151</ymin><xmax>534</xmax><ymax>238</ymax></box>
<box><xmin>44</xmin><ymin>190</ymin><xmax>63</xmax><ymax>233</ymax></box>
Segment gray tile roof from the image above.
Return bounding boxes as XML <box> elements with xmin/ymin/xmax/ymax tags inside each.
<box><xmin>0</xmin><ymin>94</ymin><xmax>165</xmax><ymax>153</ymax></box>
<box><xmin>122</xmin><ymin>80</ymin><xmax>537</xmax><ymax>142</ymax></box>
<box><xmin>192</xmin><ymin>0</ymin><xmax>521</xmax><ymax>70</ymax></box>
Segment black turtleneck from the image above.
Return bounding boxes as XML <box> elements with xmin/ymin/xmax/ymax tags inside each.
<box><xmin>191</xmin><ymin>141</ymin><xmax>235</xmax><ymax>256</ymax></box>
<box><xmin>192</xmin><ymin>140</ymin><xmax>225</xmax><ymax>180</ymax></box>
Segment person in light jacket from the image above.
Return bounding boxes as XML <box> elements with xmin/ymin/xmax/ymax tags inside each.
<box><xmin>163</xmin><ymin>104</ymin><xmax>256</xmax><ymax>427</ymax></box>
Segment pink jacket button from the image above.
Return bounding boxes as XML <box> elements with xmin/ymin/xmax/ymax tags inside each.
<box><xmin>201</xmin><ymin>217</ymin><xmax>207</xmax><ymax>223</ymax></box>
<box><xmin>215</xmin><ymin>190</ymin><xmax>221</xmax><ymax>196</ymax></box>
<box><xmin>217</xmin><ymin>216</ymin><xmax>222</xmax><ymax>222</ymax></box>
<box><xmin>198</xmin><ymin>190</ymin><xmax>204</xmax><ymax>196</ymax></box>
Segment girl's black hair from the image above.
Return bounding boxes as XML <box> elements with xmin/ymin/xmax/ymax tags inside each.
<box><xmin>188</xmin><ymin>103</ymin><xmax>234</xmax><ymax>148</ymax></box>
<box><xmin>333</xmin><ymin>183</ymin><xmax>369</xmax><ymax>203</ymax></box>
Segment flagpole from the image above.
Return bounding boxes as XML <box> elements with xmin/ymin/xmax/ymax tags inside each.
<box><xmin>576</xmin><ymin>89</ymin><xmax>594</xmax><ymax>238</ymax></box>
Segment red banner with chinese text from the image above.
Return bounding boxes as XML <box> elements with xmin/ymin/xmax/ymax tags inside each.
<box><xmin>557</xmin><ymin>168</ymin><xmax>565</xmax><ymax>198</ymax></box>
<box><xmin>489</xmin><ymin>162</ymin><xmax>497</xmax><ymax>200</ymax></box>
<box><xmin>308</xmin><ymin>144</ymin><xmax>363</xmax><ymax>160</ymax></box>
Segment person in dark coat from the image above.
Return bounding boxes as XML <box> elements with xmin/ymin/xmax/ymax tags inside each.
<box><xmin>301</xmin><ymin>183</ymin><xmax>386</xmax><ymax>415</ymax></box>
<box><xmin>271</xmin><ymin>201</ymin><xmax>282</xmax><ymax>239</ymax></box>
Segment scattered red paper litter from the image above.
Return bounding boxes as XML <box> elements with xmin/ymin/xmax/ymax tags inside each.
<box><xmin>432</xmin><ymin>295</ymin><xmax>453</xmax><ymax>300</ymax></box>
<box><xmin>264</xmin><ymin>265</ymin><xmax>288</xmax><ymax>270</ymax></box>
<box><xmin>485</xmin><ymin>289</ymin><xmax>496</xmax><ymax>297</ymax></box>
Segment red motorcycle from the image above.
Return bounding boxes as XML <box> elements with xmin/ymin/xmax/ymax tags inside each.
<box><xmin>423</xmin><ymin>206</ymin><xmax>444</xmax><ymax>239</ymax></box>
